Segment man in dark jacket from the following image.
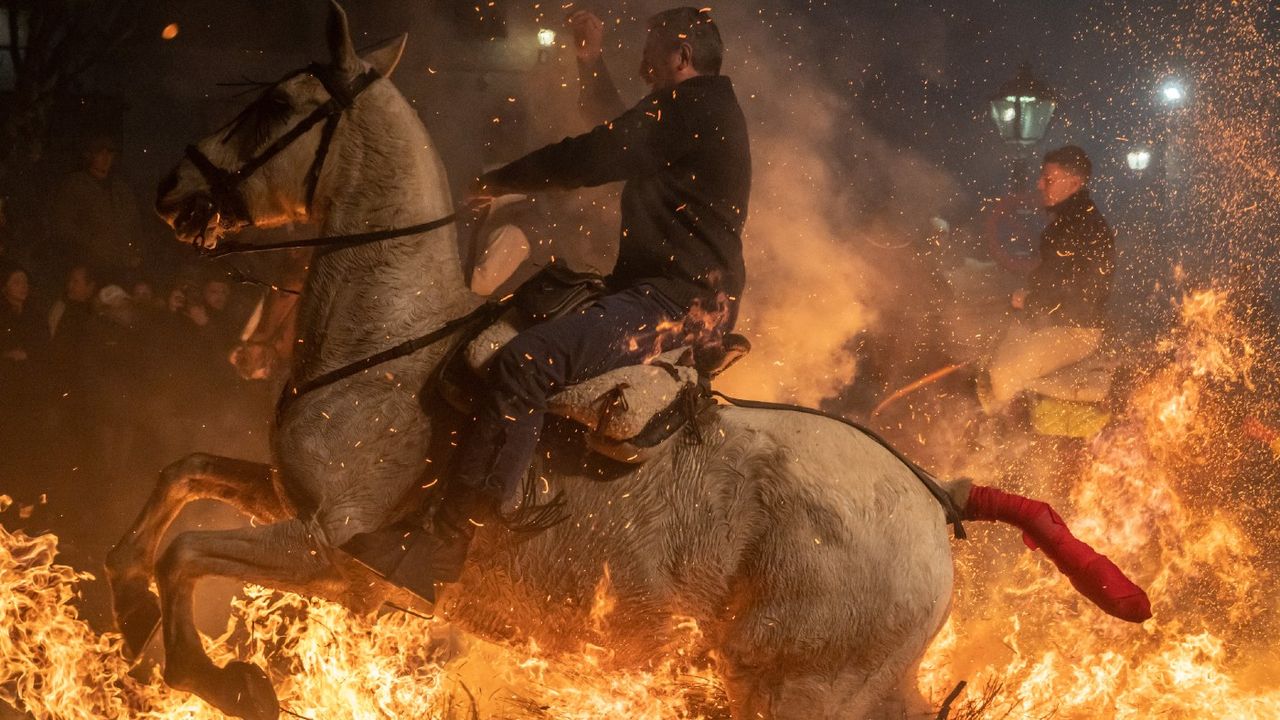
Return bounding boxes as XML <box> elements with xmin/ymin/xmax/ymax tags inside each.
<box><xmin>988</xmin><ymin>146</ymin><xmax>1115</xmax><ymax>409</ymax></box>
<box><xmin>342</xmin><ymin>7</ymin><xmax>752</xmax><ymax>601</ymax></box>
<box><xmin>1013</xmin><ymin>145</ymin><xmax>1115</xmax><ymax>327</ymax></box>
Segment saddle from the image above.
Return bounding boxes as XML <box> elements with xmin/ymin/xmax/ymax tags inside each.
<box><xmin>439</xmin><ymin>265</ymin><xmax>751</xmax><ymax>463</ymax></box>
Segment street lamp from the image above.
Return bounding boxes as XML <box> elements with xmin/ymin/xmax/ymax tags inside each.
<box><xmin>985</xmin><ymin>64</ymin><xmax>1056</xmax><ymax>274</ymax></box>
<box><xmin>536</xmin><ymin>28</ymin><xmax>556</xmax><ymax>63</ymax></box>
<box><xmin>1157</xmin><ymin>77</ymin><xmax>1187</xmax><ymax>107</ymax></box>
<box><xmin>988</xmin><ymin>63</ymin><xmax>1057</xmax><ymax>146</ymax></box>
<box><xmin>1126</xmin><ymin>148</ymin><xmax>1152</xmax><ymax>173</ymax></box>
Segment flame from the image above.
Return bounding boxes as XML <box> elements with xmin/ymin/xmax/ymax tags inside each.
<box><xmin>919</xmin><ymin>288</ymin><xmax>1280</xmax><ymax>718</ymax></box>
<box><xmin>626</xmin><ymin>291</ymin><xmax>734</xmax><ymax>365</ymax></box>
<box><xmin>1</xmin><ymin>292</ymin><xmax>1276</xmax><ymax>718</ymax></box>
<box><xmin>0</xmin><ymin>521</ymin><xmax>723</xmax><ymax>718</ymax></box>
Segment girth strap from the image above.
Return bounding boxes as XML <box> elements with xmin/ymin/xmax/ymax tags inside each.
<box><xmin>277</xmin><ymin>300</ymin><xmax>508</xmax><ymax>419</ymax></box>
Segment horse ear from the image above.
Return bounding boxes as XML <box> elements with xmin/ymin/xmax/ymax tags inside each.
<box><xmin>326</xmin><ymin>0</ymin><xmax>361</xmax><ymax>78</ymax></box>
<box><xmin>361</xmin><ymin>34</ymin><xmax>408</xmax><ymax>78</ymax></box>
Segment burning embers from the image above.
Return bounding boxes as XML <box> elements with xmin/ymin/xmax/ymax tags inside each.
<box><xmin>919</xmin><ymin>289</ymin><xmax>1280</xmax><ymax>718</ymax></box>
<box><xmin>1</xmin><ymin>289</ymin><xmax>1276</xmax><ymax>719</ymax></box>
<box><xmin>0</xmin><ymin>523</ymin><xmax>723</xmax><ymax>718</ymax></box>
<box><xmin>626</xmin><ymin>292</ymin><xmax>734</xmax><ymax>366</ymax></box>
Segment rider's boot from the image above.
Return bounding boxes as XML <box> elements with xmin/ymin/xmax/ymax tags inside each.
<box><xmin>338</xmin><ymin>484</ymin><xmax>496</xmax><ymax>604</ymax></box>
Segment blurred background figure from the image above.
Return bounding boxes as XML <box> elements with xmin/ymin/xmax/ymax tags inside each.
<box><xmin>48</xmin><ymin>133</ymin><xmax>144</xmax><ymax>282</ymax></box>
<box><xmin>0</xmin><ymin>263</ymin><xmax>48</xmax><ymax>481</ymax></box>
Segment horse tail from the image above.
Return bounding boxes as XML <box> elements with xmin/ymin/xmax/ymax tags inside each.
<box><xmin>948</xmin><ymin>480</ymin><xmax>1152</xmax><ymax>623</ymax></box>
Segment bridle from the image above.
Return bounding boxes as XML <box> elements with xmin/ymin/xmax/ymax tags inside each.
<box><xmin>184</xmin><ymin>63</ymin><xmax>382</xmax><ymax>230</ymax></box>
<box><xmin>183</xmin><ymin>61</ymin><xmax>484</xmax><ymax>412</ymax></box>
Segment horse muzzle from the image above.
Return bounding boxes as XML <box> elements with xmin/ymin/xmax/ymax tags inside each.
<box><xmin>163</xmin><ymin>192</ymin><xmax>242</xmax><ymax>250</ymax></box>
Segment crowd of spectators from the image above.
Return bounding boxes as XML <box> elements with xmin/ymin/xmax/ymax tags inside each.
<box><xmin>0</xmin><ymin>135</ymin><xmax>274</xmax><ymax>524</ymax></box>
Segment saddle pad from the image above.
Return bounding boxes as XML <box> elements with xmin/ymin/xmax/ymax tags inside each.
<box><xmin>465</xmin><ymin>308</ymin><xmax>524</xmax><ymax>372</ymax></box>
<box><xmin>547</xmin><ymin>348</ymin><xmax>698</xmax><ymax>440</ymax></box>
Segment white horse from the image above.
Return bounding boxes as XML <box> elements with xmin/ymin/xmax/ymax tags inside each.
<box><xmin>106</xmin><ymin>5</ymin><xmax>1144</xmax><ymax>719</ymax></box>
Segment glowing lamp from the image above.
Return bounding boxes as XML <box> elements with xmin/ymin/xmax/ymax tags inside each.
<box><xmin>537</xmin><ymin>28</ymin><xmax>556</xmax><ymax>48</ymax></box>
<box><xmin>1126</xmin><ymin>148</ymin><xmax>1152</xmax><ymax>172</ymax></box>
<box><xmin>1158</xmin><ymin>78</ymin><xmax>1187</xmax><ymax>106</ymax></box>
<box><xmin>988</xmin><ymin>64</ymin><xmax>1057</xmax><ymax>146</ymax></box>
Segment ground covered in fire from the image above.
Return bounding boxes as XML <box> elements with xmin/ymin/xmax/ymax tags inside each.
<box><xmin>1</xmin><ymin>287</ymin><xmax>1278</xmax><ymax>719</ymax></box>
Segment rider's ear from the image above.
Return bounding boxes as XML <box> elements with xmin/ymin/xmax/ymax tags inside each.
<box><xmin>326</xmin><ymin>1</ymin><xmax>362</xmax><ymax>79</ymax></box>
<box><xmin>678</xmin><ymin>42</ymin><xmax>695</xmax><ymax>72</ymax></box>
<box><xmin>361</xmin><ymin>34</ymin><xmax>408</xmax><ymax>78</ymax></box>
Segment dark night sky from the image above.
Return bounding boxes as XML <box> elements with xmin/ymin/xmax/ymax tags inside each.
<box><xmin>88</xmin><ymin>0</ymin><xmax>1182</xmax><ymax>209</ymax></box>
<box><xmin>66</xmin><ymin>0</ymin><xmax>1277</xmax><ymax>314</ymax></box>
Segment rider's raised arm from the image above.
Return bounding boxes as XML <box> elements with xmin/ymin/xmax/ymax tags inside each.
<box><xmin>479</xmin><ymin>89</ymin><xmax>694</xmax><ymax>193</ymax></box>
<box><xmin>568</xmin><ymin>10</ymin><xmax>626</xmax><ymax>126</ymax></box>
<box><xmin>578</xmin><ymin>55</ymin><xmax>627</xmax><ymax>126</ymax></box>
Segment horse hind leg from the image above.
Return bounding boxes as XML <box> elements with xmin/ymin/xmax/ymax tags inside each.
<box><xmin>104</xmin><ymin>453</ymin><xmax>290</xmax><ymax>658</ymax></box>
<box><xmin>155</xmin><ymin>519</ymin><xmax>343</xmax><ymax>720</ymax></box>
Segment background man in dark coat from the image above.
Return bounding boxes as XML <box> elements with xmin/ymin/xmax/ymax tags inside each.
<box><xmin>1013</xmin><ymin>145</ymin><xmax>1115</xmax><ymax>327</ymax></box>
<box><xmin>989</xmin><ymin>145</ymin><xmax>1115</xmax><ymax>410</ymax></box>
<box><xmin>343</xmin><ymin>7</ymin><xmax>752</xmax><ymax>600</ymax></box>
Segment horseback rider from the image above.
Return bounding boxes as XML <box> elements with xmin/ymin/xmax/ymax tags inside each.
<box><xmin>985</xmin><ymin>145</ymin><xmax>1116</xmax><ymax>411</ymax></box>
<box><xmin>341</xmin><ymin>7</ymin><xmax>752</xmax><ymax>601</ymax></box>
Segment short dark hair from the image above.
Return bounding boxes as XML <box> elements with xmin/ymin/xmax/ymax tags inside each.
<box><xmin>647</xmin><ymin>7</ymin><xmax>724</xmax><ymax>75</ymax></box>
<box><xmin>1044</xmin><ymin>145</ymin><xmax>1092</xmax><ymax>180</ymax></box>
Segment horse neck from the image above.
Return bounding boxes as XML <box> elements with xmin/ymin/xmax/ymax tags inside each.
<box><xmin>295</xmin><ymin>88</ymin><xmax>475</xmax><ymax>377</ymax></box>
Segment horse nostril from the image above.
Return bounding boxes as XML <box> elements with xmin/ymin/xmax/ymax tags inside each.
<box><xmin>156</xmin><ymin>169</ymin><xmax>180</xmax><ymax>209</ymax></box>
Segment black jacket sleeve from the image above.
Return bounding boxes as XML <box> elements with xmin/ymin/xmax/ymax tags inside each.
<box><xmin>578</xmin><ymin>56</ymin><xmax>627</xmax><ymax>126</ymax></box>
<box><xmin>481</xmin><ymin>90</ymin><xmax>695</xmax><ymax>192</ymax></box>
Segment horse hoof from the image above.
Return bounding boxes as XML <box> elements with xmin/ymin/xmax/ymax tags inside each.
<box><xmin>215</xmin><ymin>661</ymin><xmax>280</xmax><ymax>720</ymax></box>
<box><xmin>111</xmin><ymin>582</ymin><xmax>161</xmax><ymax>659</ymax></box>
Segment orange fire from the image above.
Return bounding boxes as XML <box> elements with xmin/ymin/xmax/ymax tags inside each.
<box><xmin>919</xmin><ymin>289</ymin><xmax>1280</xmax><ymax>718</ymax></box>
<box><xmin>1</xmin><ymin>289</ymin><xmax>1276</xmax><ymax>718</ymax></box>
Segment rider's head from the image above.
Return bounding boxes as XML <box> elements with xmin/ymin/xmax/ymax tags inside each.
<box><xmin>641</xmin><ymin>8</ymin><xmax>723</xmax><ymax>90</ymax></box>
<box><xmin>1038</xmin><ymin>145</ymin><xmax>1091</xmax><ymax>209</ymax></box>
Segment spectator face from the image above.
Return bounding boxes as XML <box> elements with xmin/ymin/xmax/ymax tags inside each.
<box><xmin>3</xmin><ymin>269</ymin><xmax>29</xmax><ymax>309</ymax></box>
<box><xmin>66</xmin><ymin>267</ymin><xmax>97</xmax><ymax>303</ymax></box>
<box><xmin>166</xmin><ymin>287</ymin><xmax>186</xmax><ymax>313</ymax></box>
<box><xmin>202</xmin><ymin>280</ymin><xmax>230</xmax><ymax>312</ymax></box>
<box><xmin>86</xmin><ymin>147</ymin><xmax>117</xmax><ymax>180</ymax></box>
<box><xmin>131</xmin><ymin>281</ymin><xmax>155</xmax><ymax>305</ymax></box>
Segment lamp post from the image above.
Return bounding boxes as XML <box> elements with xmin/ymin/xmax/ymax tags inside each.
<box><xmin>1126</xmin><ymin>147</ymin><xmax>1152</xmax><ymax>175</ymax></box>
<box><xmin>988</xmin><ymin>64</ymin><xmax>1058</xmax><ymax>149</ymax></box>
<box><xmin>984</xmin><ymin>64</ymin><xmax>1057</xmax><ymax>273</ymax></box>
<box><xmin>536</xmin><ymin>27</ymin><xmax>556</xmax><ymax>64</ymax></box>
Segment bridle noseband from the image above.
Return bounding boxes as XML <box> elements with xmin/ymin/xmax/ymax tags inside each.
<box><xmin>185</xmin><ymin>63</ymin><xmax>382</xmax><ymax>228</ymax></box>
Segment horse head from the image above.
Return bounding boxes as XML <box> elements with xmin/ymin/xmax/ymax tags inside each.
<box><xmin>155</xmin><ymin>1</ymin><xmax>406</xmax><ymax>249</ymax></box>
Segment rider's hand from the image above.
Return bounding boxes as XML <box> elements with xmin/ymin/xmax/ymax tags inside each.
<box><xmin>229</xmin><ymin>341</ymin><xmax>279</xmax><ymax>381</ymax></box>
<box><xmin>567</xmin><ymin>10</ymin><xmax>605</xmax><ymax>63</ymax></box>
<box><xmin>1011</xmin><ymin>288</ymin><xmax>1028</xmax><ymax>310</ymax></box>
<box><xmin>466</xmin><ymin>177</ymin><xmax>499</xmax><ymax>212</ymax></box>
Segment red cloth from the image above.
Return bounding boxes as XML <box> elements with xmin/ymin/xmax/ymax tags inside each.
<box><xmin>965</xmin><ymin>484</ymin><xmax>1152</xmax><ymax>623</ymax></box>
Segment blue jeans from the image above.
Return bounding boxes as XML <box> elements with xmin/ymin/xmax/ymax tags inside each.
<box><xmin>452</xmin><ymin>284</ymin><xmax>688</xmax><ymax>501</ymax></box>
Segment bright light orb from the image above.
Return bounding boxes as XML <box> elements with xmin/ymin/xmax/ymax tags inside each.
<box><xmin>537</xmin><ymin>28</ymin><xmax>557</xmax><ymax>48</ymax></box>
<box><xmin>1159</xmin><ymin>79</ymin><xmax>1186</xmax><ymax>105</ymax></box>
<box><xmin>1127</xmin><ymin>148</ymin><xmax>1152</xmax><ymax>172</ymax></box>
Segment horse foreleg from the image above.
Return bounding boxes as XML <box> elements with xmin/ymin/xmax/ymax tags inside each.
<box><xmin>155</xmin><ymin>520</ymin><xmax>337</xmax><ymax>720</ymax></box>
<box><xmin>105</xmin><ymin>453</ymin><xmax>289</xmax><ymax>658</ymax></box>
